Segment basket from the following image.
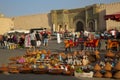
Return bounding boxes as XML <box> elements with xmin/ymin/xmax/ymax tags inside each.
<box><xmin>74</xmin><ymin>71</ymin><xmax>93</xmax><ymax>78</ymax></box>
<box><xmin>0</xmin><ymin>67</ymin><xmax>8</xmax><ymax>73</ymax></box>
<box><xmin>19</xmin><ymin>67</ymin><xmax>32</xmax><ymax>73</ymax></box>
<box><xmin>62</xmin><ymin>71</ymin><xmax>73</xmax><ymax>76</ymax></box>
<box><xmin>49</xmin><ymin>69</ymin><xmax>63</xmax><ymax>74</ymax></box>
<box><xmin>8</xmin><ymin>66</ymin><xmax>19</xmax><ymax>74</ymax></box>
<box><xmin>0</xmin><ymin>64</ymin><xmax>8</xmax><ymax>73</ymax></box>
<box><xmin>33</xmin><ymin>68</ymin><xmax>48</xmax><ymax>74</ymax></box>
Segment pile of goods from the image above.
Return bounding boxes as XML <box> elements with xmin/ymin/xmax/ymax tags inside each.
<box><xmin>93</xmin><ymin>50</ymin><xmax>120</xmax><ymax>79</ymax></box>
<box><xmin>0</xmin><ymin>49</ymin><xmax>76</xmax><ymax>75</ymax></box>
<box><xmin>0</xmin><ymin>49</ymin><xmax>120</xmax><ymax>79</ymax></box>
<box><xmin>0</xmin><ymin>64</ymin><xmax>8</xmax><ymax>73</ymax></box>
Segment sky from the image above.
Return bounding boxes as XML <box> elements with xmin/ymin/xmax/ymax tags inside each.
<box><xmin>0</xmin><ymin>0</ymin><xmax>120</xmax><ymax>17</ymax></box>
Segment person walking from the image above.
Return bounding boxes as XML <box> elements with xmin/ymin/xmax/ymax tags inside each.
<box><xmin>42</xmin><ymin>31</ymin><xmax>48</xmax><ymax>46</ymax></box>
<box><xmin>35</xmin><ymin>31</ymin><xmax>42</xmax><ymax>48</ymax></box>
<box><xmin>24</xmin><ymin>33</ymin><xmax>31</xmax><ymax>48</ymax></box>
<box><xmin>57</xmin><ymin>32</ymin><xmax>61</xmax><ymax>44</ymax></box>
<box><xmin>30</xmin><ymin>31</ymin><xmax>36</xmax><ymax>50</ymax></box>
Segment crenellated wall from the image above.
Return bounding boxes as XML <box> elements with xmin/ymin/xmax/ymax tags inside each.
<box><xmin>98</xmin><ymin>2</ymin><xmax>120</xmax><ymax>31</ymax></box>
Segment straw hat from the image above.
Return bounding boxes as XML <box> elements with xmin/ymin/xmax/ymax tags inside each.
<box><xmin>104</xmin><ymin>62</ymin><xmax>112</xmax><ymax>71</ymax></box>
<box><xmin>104</xmin><ymin>71</ymin><xmax>112</xmax><ymax>78</ymax></box>
<box><xmin>94</xmin><ymin>50</ymin><xmax>100</xmax><ymax>55</ymax></box>
<box><xmin>41</xmin><ymin>50</ymin><xmax>47</xmax><ymax>54</ymax></box>
<box><xmin>94</xmin><ymin>71</ymin><xmax>103</xmax><ymax>78</ymax></box>
<box><xmin>94</xmin><ymin>64</ymin><xmax>101</xmax><ymax>71</ymax></box>
<box><xmin>113</xmin><ymin>71</ymin><xmax>120</xmax><ymax>79</ymax></box>
<box><xmin>105</xmin><ymin>50</ymin><xmax>115</xmax><ymax>58</ymax></box>
<box><xmin>114</xmin><ymin>61</ymin><xmax>120</xmax><ymax>71</ymax></box>
<box><xmin>47</xmin><ymin>50</ymin><xmax>51</xmax><ymax>55</ymax></box>
<box><xmin>59</xmin><ymin>52</ymin><xmax>66</xmax><ymax>59</ymax></box>
<box><xmin>73</xmin><ymin>51</ymin><xmax>77</xmax><ymax>56</ymax></box>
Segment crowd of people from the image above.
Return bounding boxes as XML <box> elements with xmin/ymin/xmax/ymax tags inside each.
<box><xmin>0</xmin><ymin>28</ymin><xmax>120</xmax><ymax>52</ymax></box>
<box><xmin>0</xmin><ymin>30</ymin><xmax>50</xmax><ymax>50</ymax></box>
<box><xmin>26</xmin><ymin>30</ymin><xmax>49</xmax><ymax>50</ymax></box>
<box><xmin>63</xmin><ymin>28</ymin><xmax>120</xmax><ymax>52</ymax></box>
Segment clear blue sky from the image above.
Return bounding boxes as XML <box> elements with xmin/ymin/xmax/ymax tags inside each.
<box><xmin>0</xmin><ymin>0</ymin><xmax>119</xmax><ymax>17</ymax></box>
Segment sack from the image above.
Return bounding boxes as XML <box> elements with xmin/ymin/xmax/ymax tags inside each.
<box><xmin>36</xmin><ymin>41</ymin><xmax>41</xmax><ymax>47</ymax></box>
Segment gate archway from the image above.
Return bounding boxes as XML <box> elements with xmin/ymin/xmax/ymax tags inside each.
<box><xmin>76</xmin><ymin>21</ymin><xmax>84</xmax><ymax>32</ymax></box>
<box><xmin>88</xmin><ymin>20</ymin><xmax>95</xmax><ymax>32</ymax></box>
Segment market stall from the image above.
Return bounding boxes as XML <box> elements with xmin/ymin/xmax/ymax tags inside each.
<box><xmin>104</xmin><ymin>12</ymin><xmax>120</xmax><ymax>21</ymax></box>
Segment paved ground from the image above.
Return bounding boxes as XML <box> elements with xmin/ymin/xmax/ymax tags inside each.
<box><xmin>0</xmin><ymin>39</ymin><xmax>107</xmax><ymax>65</ymax></box>
<box><xmin>0</xmin><ymin>39</ymin><xmax>117</xmax><ymax>80</ymax></box>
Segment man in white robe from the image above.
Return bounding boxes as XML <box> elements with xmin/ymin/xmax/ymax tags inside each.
<box><xmin>57</xmin><ymin>33</ymin><xmax>61</xmax><ymax>43</ymax></box>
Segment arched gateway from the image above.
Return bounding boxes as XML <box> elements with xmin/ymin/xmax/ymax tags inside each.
<box><xmin>75</xmin><ymin>21</ymin><xmax>84</xmax><ymax>32</ymax></box>
<box><xmin>88</xmin><ymin>20</ymin><xmax>95</xmax><ymax>32</ymax></box>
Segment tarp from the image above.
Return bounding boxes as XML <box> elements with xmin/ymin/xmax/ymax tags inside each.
<box><xmin>104</xmin><ymin>12</ymin><xmax>120</xmax><ymax>21</ymax></box>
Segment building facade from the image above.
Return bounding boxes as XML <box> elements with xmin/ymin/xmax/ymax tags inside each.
<box><xmin>1</xmin><ymin>2</ymin><xmax>120</xmax><ymax>35</ymax></box>
<box><xmin>51</xmin><ymin>2</ymin><xmax>120</xmax><ymax>32</ymax></box>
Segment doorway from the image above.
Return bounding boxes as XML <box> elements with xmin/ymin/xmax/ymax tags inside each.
<box><xmin>76</xmin><ymin>21</ymin><xmax>84</xmax><ymax>32</ymax></box>
<box><xmin>89</xmin><ymin>22</ymin><xmax>95</xmax><ymax>32</ymax></box>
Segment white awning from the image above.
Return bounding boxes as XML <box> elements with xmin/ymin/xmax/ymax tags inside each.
<box><xmin>7</xmin><ymin>30</ymin><xmax>30</xmax><ymax>34</ymax></box>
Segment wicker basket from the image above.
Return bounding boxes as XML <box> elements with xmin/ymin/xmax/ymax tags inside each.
<box><xmin>0</xmin><ymin>65</ymin><xmax>8</xmax><ymax>73</ymax></box>
<box><xmin>63</xmin><ymin>71</ymin><xmax>73</xmax><ymax>76</ymax></box>
<box><xmin>74</xmin><ymin>71</ymin><xmax>93</xmax><ymax>78</ymax></box>
<box><xmin>19</xmin><ymin>67</ymin><xmax>32</xmax><ymax>73</ymax></box>
<box><xmin>49</xmin><ymin>69</ymin><xmax>63</xmax><ymax>74</ymax></box>
<box><xmin>33</xmin><ymin>68</ymin><xmax>48</xmax><ymax>74</ymax></box>
<box><xmin>9</xmin><ymin>66</ymin><xmax>19</xmax><ymax>74</ymax></box>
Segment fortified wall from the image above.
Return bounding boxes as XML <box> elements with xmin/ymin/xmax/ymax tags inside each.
<box><xmin>98</xmin><ymin>2</ymin><xmax>120</xmax><ymax>31</ymax></box>
<box><xmin>12</xmin><ymin>13</ymin><xmax>52</xmax><ymax>30</ymax></box>
<box><xmin>1</xmin><ymin>2</ymin><xmax>120</xmax><ymax>35</ymax></box>
<box><xmin>11</xmin><ymin>2</ymin><xmax>120</xmax><ymax>33</ymax></box>
<box><xmin>51</xmin><ymin>2</ymin><xmax>120</xmax><ymax>32</ymax></box>
<box><xmin>0</xmin><ymin>14</ymin><xmax>14</xmax><ymax>34</ymax></box>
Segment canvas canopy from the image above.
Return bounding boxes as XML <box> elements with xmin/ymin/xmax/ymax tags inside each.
<box><xmin>104</xmin><ymin>12</ymin><xmax>120</xmax><ymax>21</ymax></box>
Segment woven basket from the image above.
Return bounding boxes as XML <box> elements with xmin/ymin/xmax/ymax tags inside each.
<box><xmin>33</xmin><ymin>68</ymin><xmax>48</xmax><ymax>74</ymax></box>
<box><xmin>63</xmin><ymin>71</ymin><xmax>73</xmax><ymax>76</ymax></box>
<box><xmin>19</xmin><ymin>67</ymin><xmax>32</xmax><ymax>73</ymax></box>
<box><xmin>49</xmin><ymin>69</ymin><xmax>63</xmax><ymax>74</ymax></box>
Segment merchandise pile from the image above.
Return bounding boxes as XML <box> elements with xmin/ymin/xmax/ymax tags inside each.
<box><xmin>0</xmin><ymin>49</ymin><xmax>120</xmax><ymax>79</ymax></box>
